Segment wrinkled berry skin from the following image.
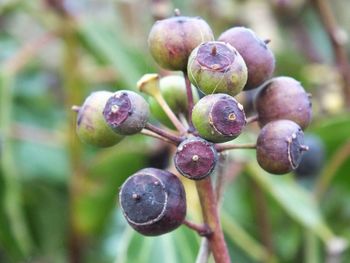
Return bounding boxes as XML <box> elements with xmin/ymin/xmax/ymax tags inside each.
<box><xmin>119</xmin><ymin>168</ymin><xmax>186</xmax><ymax>236</ymax></box>
<box><xmin>149</xmin><ymin>75</ymin><xmax>199</xmax><ymax>128</ymax></box>
<box><xmin>174</xmin><ymin>137</ymin><xmax>217</xmax><ymax>180</ymax></box>
<box><xmin>257</xmin><ymin>120</ymin><xmax>308</xmax><ymax>174</ymax></box>
<box><xmin>254</xmin><ymin>76</ymin><xmax>312</xmax><ymax>130</ymax></box>
<box><xmin>192</xmin><ymin>94</ymin><xmax>246</xmax><ymax>143</ymax></box>
<box><xmin>103</xmin><ymin>90</ymin><xmax>149</xmax><ymax>135</ymax></box>
<box><xmin>295</xmin><ymin>134</ymin><xmax>325</xmax><ymax>178</ymax></box>
<box><xmin>76</xmin><ymin>91</ymin><xmax>124</xmax><ymax>147</ymax></box>
<box><xmin>188</xmin><ymin>41</ymin><xmax>247</xmax><ymax>96</ymax></box>
<box><xmin>148</xmin><ymin>16</ymin><xmax>214</xmax><ymax>71</ymax></box>
<box><xmin>218</xmin><ymin>27</ymin><xmax>275</xmax><ymax>90</ymax></box>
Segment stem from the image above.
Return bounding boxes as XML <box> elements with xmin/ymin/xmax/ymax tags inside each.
<box><xmin>183</xmin><ymin>219</ymin><xmax>212</xmax><ymax>237</ymax></box>
<box><xmin>153</xmin><ymin>93</ymin><xmax>187</xmax><ymax>134</ymax></box>
<box><xmin>246</xmin><ymin>115</ymin><xmax>259</xmax><ymax>124</ymax></box>
<box><xmin>195</xmin><ymin>238</ymin><xmax>210</xmax><ymax>263</ymax></box>
<box><xmin>216</xmin><ymin>142</ymin><xmax>257</xmax><ymax>152</ymax></box>
<box><xmin>250</xmin><ymin>179</ymin><xmax>274</xmax><ymax>259</ymax></box>
<box><xmin>311</xmin><ymin>0</ymin><xmax>350</xmax><ymax>106</ymax></box>
<box><xmin>0</xmin><ymin>72</ymin><xmax>32</xmax><ymax>258</ymax></box>
<box><xmin>141</xmin><ymin>129</ymin><xmax>177</xmax><ymax>145</ymax></box>
<box><xmin>183</xmin><ymin>71</ymin><xmax>195</xmax><ymax>132</ymax></box>
<box><xmin>144</xmin><ymin>123</ymin><xmax>182</xmax><ymax>144</ymax></box>
<box><xmin>196</xmin><ymin>177</ymin><xmax>231</xmax><ymax>263</ymax></box>
<box><xmin>314</xmin><ymin>140</ymin><xmax>350</xmax><ymax>200</ymax></box>
<box><xmin>62</xmin><ymin>18</ymin><xmax>85</xmax><ymax>263</ymax></box>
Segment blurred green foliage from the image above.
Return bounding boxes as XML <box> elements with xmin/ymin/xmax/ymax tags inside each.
<box><xmin>0</xmin><ymin>0</ymin><xmax>350</xmax><ymax>262</ymax></box>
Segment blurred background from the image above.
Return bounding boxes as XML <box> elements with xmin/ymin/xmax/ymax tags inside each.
<box><xmin>0</xmin><ymin>0</ymin><xmax>350</xmax><ymax>262</ymax></box>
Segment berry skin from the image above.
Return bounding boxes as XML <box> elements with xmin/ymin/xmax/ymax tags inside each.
<box><xmin>256</xmin><ymin>120</ymin><xmax>309</xmax><ymax>175</ymax></box>
<box><xmin>149</xmin><ymin>75</ymin><xmax>199</xmax><ymax>128</ymax></box>
<box><xmin>192</xmin><ymin>94</ymin><xmax>246</xmax><ymax>143</ymax></box>
<box><xmin>295</xmin><ymin>134</ymin><xmax>325</xmax><ymax>178</ymax></box>
<box><xmin>119</xmin><ymin>168</ymin><xmax>186</xmax><ymax>236</ymax></box>
<box><xmin>254</xmin><ymin>76</ymin><xmax>312</xmax><ymax>130</ymax></box>
<box><xmin>76</xmin><ymin>91</ymin><xmax>124</xmax><ymax>147</ymax></box>
<box><xmin>187</xmin><ymin>41</ymin><xmax>247</xmax><ymax>96</ymax></box>
<box><xmin>103</xmin><ymin>90</ymin><xmax>149</xmax><ymax>135</ymax></box>
<box><xmin>174</xmin><ymin>137</ymin><xmax>218</xmax><ymax>180</ymax></box>
<box><xmin>148</xmin><ymin>15</ymin><xmax>214</xmax><ymax>71</ymax></box>
<box><xmin>218</xmin><ymin>27</ymin><xmax>275</xmax><ymax>90</ymax></box>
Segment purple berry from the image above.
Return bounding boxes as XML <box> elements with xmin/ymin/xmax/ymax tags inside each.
<box><xmin>218</xmin><ymin>27</ymin><xmax>275</xmax><ymax>90</ymax></box>
<box><xmin>192</xmin><ymin>94</ymin><xmax>246</xmax><ymax>143</ymax></box>
<box><xmin>119</xmin><ymin>168</ymin><xmax>186</xmax><ymax>236</ymax></box>
<box><xmin>148</xmin><ymin>14</ymin><xmax>214</xmax><ymax>70</ymax></box>
<box><xmin>254</xmin><ymin>76</ymin><xmax>312</xmax><ymax>130</ymax></box>
<box><xmin>103</xmin><ymin>90</ymin><xmax>149</xmax><ymax>135</ymax></box>
<box><xmin>188</xmin><ymin>41</ymin><xmax>247</xmax><ymax>96</ymax></box>
<box><xmin>256</xmin><ymin>120</ymin><xmax>309</xmax><ymax>175</ymax></box>
<box><xmin>174</xmin><ymin>137</ymin><xmax>217</xmax><ymax>180</ymax></box>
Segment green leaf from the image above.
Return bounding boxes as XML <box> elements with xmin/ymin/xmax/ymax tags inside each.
<box><xmin>246</xmin><ymin>161</ymin><xmax>334</xmax><ymax>243</ymax></box>
<box><xmin>77</xmin><ymin>19</ymin><xmax>143</xmax><ymax>90</ymax></box>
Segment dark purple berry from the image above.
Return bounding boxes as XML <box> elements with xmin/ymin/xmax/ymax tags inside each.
<box><xmin>192</xmin><ymin>94</ymin><xmax>246</xmax><ymax>143</ymax></box>
<box><xmin>188</xmin><ymin>41</ymin><xmax>247</xmax><ymax>96</ymax></box>
<box><xmin>148</xmin><ymin>14</ymin><xmax>214</xmax><ymax>70</ymax></box>
<box><xmin>254</xmin><ymin>76</ymin><xmax>312</xmax><ymax>130</ymax></box>
<box><xmin>119</xmin><ymin>168</ymin><xmax>186</xmax><ymax>236</ymax></box>
<box><xmin>295</xmin><ymin>134</ymin><xmax>325</xmax><ymax>178</ymax></box>
<box><xmin>218</xmin><ymin>27</ymin><xmax>275</xmax><ymax>90</ymax></box>
<box><xmin>103</xmin><ymin>90</ymin><xmax>149</xmax><ymax>135</ymax></box>
<box><xmin>174</xmin><ymin>137</ymin><xmax>217</xmax><ymax>180</ymax></box>
<box><xmin>256</xmin><ymin>120</ymin><xmax>309</xmax><ymax>175</ymax></box>
<box><xmin>76</xmin><ymin>91</ymin><xmax>124</xmax><ymax>147</ymax></box>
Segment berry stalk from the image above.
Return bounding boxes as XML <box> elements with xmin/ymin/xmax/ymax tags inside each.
<box><xmin>144</xmin><ymin>123</ymin><xmax>182</xmax><ymax>144</ymax></box>
<box><xmin>216</xmin><ymin>142</ymin><xmax>257</xmax><ymax>152</ymax></box>
<box><xmin>183</xmin><ymin>71</ymin><xmax>195</xmax><ymax>132</ymax></box>
<box><xmin>196</xmin><ymin>177</ymin><xmax>231</xmax><ymax>263</ymax></box>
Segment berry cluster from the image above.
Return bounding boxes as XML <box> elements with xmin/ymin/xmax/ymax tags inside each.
<box><xmin>74</xmin><ymin>11</ymin><xmax>312</xmax><ymax>238</ymax></box>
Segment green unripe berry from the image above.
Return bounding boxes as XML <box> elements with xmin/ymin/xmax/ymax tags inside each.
<box><xmin>192</xmin><ymin>94</ymin><xmax>246</xmax><ymax>143</ymax></box>
<box><xmin>187</xmin><ymin>41</ymin><xmax>247</xmax><ymax>96</ymax></box>
<box><xmin>103</xmin><ymin>90</ymin><xmax>150</xmax><ymax>135</ymax></box>
<box><xmin>148</xmin><ymin>14</ymin><xmax>214</xmax><ymax>70</ymax></box>
<box><xmin>76</xmin><ymin>91</ymin><xmax>124</xmax><ymax>147</ymax></box>
<box><xmin>149</xmin><ymin>75</ymin><xmax>199</xmax><ymax>128</ymax></box>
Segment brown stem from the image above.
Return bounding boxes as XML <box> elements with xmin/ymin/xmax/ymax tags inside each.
<box><xmin>183</xmin><ymin>71</ymin><xmax>195</xmax><ymax>132</ymax></box>
<box><xmin>183</xmin><ymin>219</ymin><xmax>212</xmax><ymax>237</ymax></box>
<box><xmin>311</xmin><ymin>0</ymin><xmax>350</xmax><ymax>106</ymax></box>
<box><xmin>196</xmin><ymin>177</ymin><xmax>231</xmax><ymax>263</ymax></box>
<box><xmin>216</xmin><ymin>143</ymin><xmax>257</xmax><ymax>152</ymax></box>
<box><xmin>140</xmin><ymin>129</ymin><xmax>176</xmax><ymax>145</ymax></box>
<box><xmin>144</xmin><ymin>123</ymin><xmax>182</xmax><ymax>144</ymax></box>
<box><xmin>246</xmin><ymin>115</ymin><xmax>259</xmax><ymax>124</ymax></box>
<box><xmin>250</xmin><ymin>179</ymin><xmax>274</xmax><ymax>259</ymax></box>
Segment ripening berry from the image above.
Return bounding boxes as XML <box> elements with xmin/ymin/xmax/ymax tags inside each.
<box><xmin>192</xmin><ymin>94</ymin><xmax>246</xmax><ymax>143</ymax></box>
<box><xmin>119</xmin><ymin>168</ymin><xmax>186</xmax><ymax>236</ymax></box>
<box><xmin>218</xmin><ymin>27</ymin><xmax>275</xmax><ymax>90</ymax></box>
<box><xmin>76</xmin><ymin>91</ymin><xmax>124</xmax><ymax>147</ymax></box>
<box><xmin>174</xmin><ymin>137</ymin><xmax>217</xmax><ymax>180</ymax></box>
<box><xmin>148</xmin><ymin>13</ymin><xmax>214</xmax><ymax>70</ymax></box>
<box><xmin>103</xmin><ymin>90</ymin><xmax>149</xmax><ymax>135</ymax></box>
<box><xmin>187</xmin><ymin>41</ymin><xmax>247</xmax><ymax>96</ymax></box>
<box><xmin>254</xmin><ymin>76</ymin><xmax>312</xmax><ymax>130</ymax></box>
<box><xmin>149</xmin><ymin>75</ymin><xmax>199</xmax><ymax>128</ymax></box>
<box><xmin>256</xmin><ymin>120</ymin><xmax>309</xmax><ymax>174</ymax></box>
